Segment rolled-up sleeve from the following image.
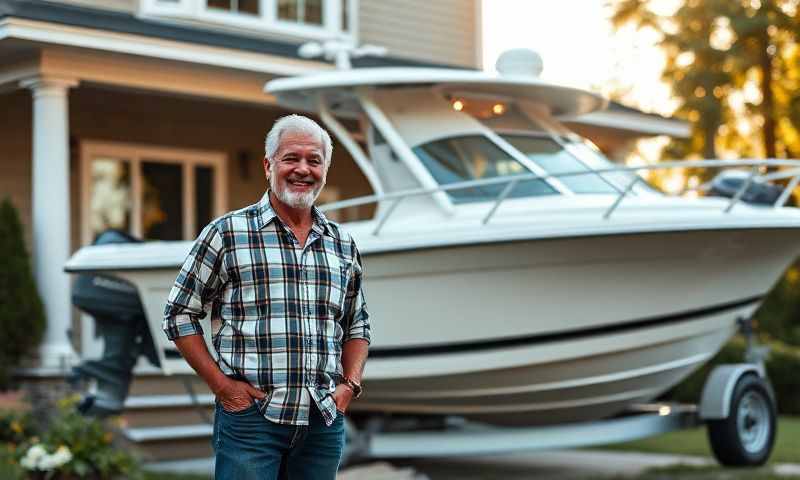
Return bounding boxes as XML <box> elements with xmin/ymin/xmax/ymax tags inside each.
<box><xmin>342</xmin><ymin>246</ymin><xmax>371</xmax><ymax>344</ymax></box>
<box><xmin>163</xmin><ymin>222</ymin><xmax>226</xmax><ymax>341</ymax></box>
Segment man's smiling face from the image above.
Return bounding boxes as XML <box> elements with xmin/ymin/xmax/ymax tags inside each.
<box><xmin>266</xmin><ymin>131</ymin><xmax>327</xmax><ymax>210</ymax></box>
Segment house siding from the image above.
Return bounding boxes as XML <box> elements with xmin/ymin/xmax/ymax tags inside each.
<box><xmin>359</xmin><ymin>0</ymin><xmax>480</xmax><ymax>68</ymax></box>
<box><xmin>38</xmin><ymin>0</ymin><xmax>481</xmax><ymax>69</ymax></box>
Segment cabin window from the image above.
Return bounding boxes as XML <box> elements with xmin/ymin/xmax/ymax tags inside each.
<box><xmin>81</xmin><ymin>141</ymin><xmax>227</xmax><ymax>244</ymax></box>
<box><xmin>412</xmin><ymin>135</ymin><xmax>557</xmax><ymax>204</ymax></box>
<box><xmin>501</xmin><ymin>135</ymin><xmax>619</xmax><ymax>194</ymax></box>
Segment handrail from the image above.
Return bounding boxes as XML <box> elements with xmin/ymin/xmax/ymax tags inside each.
<box><xmin>318</xmin><ymin>158</ymin><xmax>800</xmax><ymax>233</ymax></box>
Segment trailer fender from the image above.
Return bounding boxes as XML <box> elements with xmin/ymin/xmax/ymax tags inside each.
<box><xmin>699</xmin><ymin>364</ymin><xmax>772</xmax><ymax>420</ymax></box>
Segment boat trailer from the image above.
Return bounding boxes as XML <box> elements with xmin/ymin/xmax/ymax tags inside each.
<box><xmin>342</xmin><ymin>354</ymin><xmax>776</xmax><ymax>467</ymax></box>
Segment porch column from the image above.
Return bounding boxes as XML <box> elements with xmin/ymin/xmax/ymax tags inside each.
<box><xmin>20</xmin><ymin>76</ymin><xmax>79</xmax><ymax>369</ymax></box>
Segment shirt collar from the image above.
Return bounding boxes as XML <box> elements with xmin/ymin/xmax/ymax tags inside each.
<box><xmin>256</xmin><ymin>191</ymin><xmax>333</xmax><ymax>237</ymax></box>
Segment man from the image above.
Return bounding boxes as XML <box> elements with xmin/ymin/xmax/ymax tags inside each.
<box><xmin>163</xmin><ymin>114</ymin><xmax>370</xmax><ymax>479</ymax></box>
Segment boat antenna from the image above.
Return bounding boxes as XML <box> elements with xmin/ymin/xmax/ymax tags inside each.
<box><xmin>298</xmin><ymin>41</ymin><xmax>388</xmax><ymax>70</ymax></box>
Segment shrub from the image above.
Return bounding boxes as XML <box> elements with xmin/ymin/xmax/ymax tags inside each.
<box><xmin>0</xmin><ymin>409</ymin><xmax>36</xmax><ymax>445</ymax></box>
<box><xmin>754</xmin><ymin>259</ymin><xmax>800</xmax><ymax>347</ymax></box>
<box><xmin>0</xmin><ymin>198</ymin><xmax>46</xmax><ymax>389</ymax></box>
<box><xmin>11</xmin><ymin>396</ymin><xmax>141</xmax><ymax>480</ymax></box>
<box><xmin>665</xmin><ymin>335</ymin><xmax>800</xmax><ymax>414</ymax></box>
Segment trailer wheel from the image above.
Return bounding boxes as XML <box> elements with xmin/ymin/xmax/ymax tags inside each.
<box><xmin>707</xmin><ymin>374</ymin><xmax>776</xmax><ymax>466</ymax></box>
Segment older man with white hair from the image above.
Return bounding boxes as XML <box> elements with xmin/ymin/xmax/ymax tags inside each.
<box><xmin>163</xmin><ymin>114</ymin><xmax>370</xmax><ymax>479</ymax></box>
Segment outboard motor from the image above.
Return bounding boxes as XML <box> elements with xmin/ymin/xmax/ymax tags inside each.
<box><xmin>71</xmin><ymin>230</ymin><xmax>160</xmax><ymax>417</ymax></box>
<box><xmin>708</xmin><ymin>170</ymin><xmax>783</xmax><ymax>205</ymax></box>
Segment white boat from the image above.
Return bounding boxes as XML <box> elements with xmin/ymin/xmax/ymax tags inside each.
<box><xmin>65</xmin><ymin>51</ymin><xmax>800</xmax><ymax>428</ymax></box>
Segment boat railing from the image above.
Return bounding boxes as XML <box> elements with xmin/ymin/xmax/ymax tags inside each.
<box><xmin>318</xmin><ymin>158</ymin><xmax>800</xmax><ymax>235</ymax></box>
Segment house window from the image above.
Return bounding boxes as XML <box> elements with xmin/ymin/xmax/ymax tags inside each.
<box><xmin>82</xmin><ymin>141</ymin><xmax>227</xmax><ymax>243</ymax></box>
<box><xmin>140</xmin><ymin>0</ymin><xmax>355</xmax><ymax>40</ymax></box>
<box><xmin>208</xmin><ymin>0</ymin><xmax>259</xmax><ymax>15</ymax></box>
<box><xmin>278</xmin><ymin>0</ymin><xmax>323</xmax><ymax>25</ymax></box>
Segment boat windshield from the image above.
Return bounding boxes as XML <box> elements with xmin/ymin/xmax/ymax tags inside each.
<box><xmin>501</xmin><ymin>134</ymin><xmax>619</xmax><ymax>194</ymax></box>
<box><xmin>468</xmin><ymin>101</ymin><xmax>658</xmax><ymax>195</ymax></box>
<box><xmin>412</xmin><ymin>135</ymin><xmax>557</xmax><ymax>204</ymax></box>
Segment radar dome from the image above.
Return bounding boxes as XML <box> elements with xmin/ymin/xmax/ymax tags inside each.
<box><xmin>495</xmin><ymin>49</ymin><xmax>544</xmax><ymax>77</ymax></box>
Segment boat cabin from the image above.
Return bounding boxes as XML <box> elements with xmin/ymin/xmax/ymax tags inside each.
<box><xmin>267</xmin><ymin>66</ymin><xmax>658</xmax><ymax>226</ymax></box>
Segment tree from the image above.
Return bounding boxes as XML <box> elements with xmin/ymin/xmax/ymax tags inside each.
<box><xmin>611</xmin><ymin>0</ymin><xmax>800</xmax><ymax>349</ymax></box>
<box><xmin>0</xmin><ymin>197</ymin><xmax>46</xmax><ymax>388</ymax></box>
<box><xmin>611</xmin><ymin>0</ymin><xmax>800</xmax><ymax>174</ymax></box>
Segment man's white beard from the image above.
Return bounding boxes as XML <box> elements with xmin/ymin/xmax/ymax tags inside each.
<box><xmin>270</xmin><ymin>170</ymin><xmax>325</xmax><ymax>209</ymax></box>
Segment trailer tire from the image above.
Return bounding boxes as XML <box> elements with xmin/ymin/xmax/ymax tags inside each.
<box><xmin>707</xmin><ymin>374</ymin><xmax>776</xmax><ymax>467</ymax></box>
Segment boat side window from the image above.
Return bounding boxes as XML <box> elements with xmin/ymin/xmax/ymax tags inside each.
<box><xmin>501</xmin><ymin>135</ymin><xmax>618</xmax><ymax>194</ymax></box>
<box><xmin>412</xmin><ymin>135</ymin><xmax>557</xmax><ymax>203</ymax></box>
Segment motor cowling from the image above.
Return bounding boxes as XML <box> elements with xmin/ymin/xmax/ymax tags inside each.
<box><xmin>708</xmin><ymin>170</ymin><xmax>783</xmax><ymax>205</ymax></box>
<box><xmin>71</xmin><ymin>230</ymin><xmax>159</xmax><ymax>416</ymax></box>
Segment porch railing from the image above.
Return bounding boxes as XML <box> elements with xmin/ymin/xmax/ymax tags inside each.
<box><xmin>318</xmin><ymin>159</ymin><xmax>800</xmax><ymax>236</ymax></box>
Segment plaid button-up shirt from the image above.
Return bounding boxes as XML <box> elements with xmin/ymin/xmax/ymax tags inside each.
<box><xmin>163</xmin><ymin>192</ymin><xmax>370</xmax><ymax>426</ymax></box>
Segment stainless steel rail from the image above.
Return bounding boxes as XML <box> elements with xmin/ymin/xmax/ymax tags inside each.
<box><xmin>318</xmin><ymin>159</ymin><xmax>800</xmax><ymax>235</ymax></box>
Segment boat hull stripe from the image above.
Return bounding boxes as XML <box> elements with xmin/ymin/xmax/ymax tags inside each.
<box><xmin>367</xmin><ymin>295</ymin><xmax>762</xmax><ymax>358</ymax></box>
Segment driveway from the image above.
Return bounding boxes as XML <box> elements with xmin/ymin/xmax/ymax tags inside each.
<box><xmin>339</xmin><ymin>451</ymin><xmax>800</xmax><ymax>480</ymax></box>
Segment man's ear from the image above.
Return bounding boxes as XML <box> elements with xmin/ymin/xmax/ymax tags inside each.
<box><xmin>263</xmin><ymin>156</ymin><xmax>271</xmax><ymax>179</ymax></box>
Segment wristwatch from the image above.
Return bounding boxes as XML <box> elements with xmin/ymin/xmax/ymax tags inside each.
<box><xmin>342</xmin><ymin>376</ymin><xmax>363</xmax><ymax>399</ymax></box>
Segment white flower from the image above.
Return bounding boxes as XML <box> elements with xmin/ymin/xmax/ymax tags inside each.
<box><xmin>49</xmin><ymin>446</ymin><xmax>73</xmax><ymax>468</ymax></box>
<box><xmin>20</xmin><ymin>444</ymin><xmax>48</xmax><ymax>470</ymax></box>
<box><xmin>19</xmin><ymin>455</ymin><xmax>37</xmax><ymax>470</ymax></box>
<box><xmin>19</xmin><ymin>444</ymin><xmax>74</xmax><ymax>471</ymax></box>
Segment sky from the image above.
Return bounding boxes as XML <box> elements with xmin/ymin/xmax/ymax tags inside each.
<box><xmin>481</xmin><ymin>0</ymin><xmax>678</xmax><ymax>116</ymax></box>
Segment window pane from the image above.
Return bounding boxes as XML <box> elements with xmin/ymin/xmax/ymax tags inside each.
<box><xmin>207</xmin><ymin>0</ymin><xmax>257</xmax><ymax>14</ymax></box>
<box><xmin>305</xmin><ymin>0</ymin><xmax>322</xmax><ymax>24</ymax></box>
<box><xmin>208</xmin><ymin>0</ymin><xmax>231</xmax><ymax>9</ymax></box>
<box><xmin>413</xmin><ymin>135</ymin><xmax>556</xmax><ymax>204</ymax></box>
<box><xmin>342</xmin><ymin>0</ymin><xmax>348</xmax><ymax>30</ymax></box>
<box><xmin>239</xmin><ymin>0</ymin><xmax>259</xmax><ymax>14</ymax></box>
<box><xmin>195</xmin><ymin>166</ymin><xmax>214</xmax><ymax>237</ymax></box>
<box><xmin>502</xmin><ymin>135</ymin><xmax>618</xmax><ymax>194</ymax></box>
<box><xmin>278</xmin><ymin>0</ymin><xmax>323</xmax><ymax>25</ymax></box>
<box><xmin>141</xmin><ymin>162</ymin><xmax>183</xmax><ymax>241</ymax></box>
<box><xmin>90</xmin><ymin>158</ymin><xmax>131</xmax><ymax>241</ymax></box>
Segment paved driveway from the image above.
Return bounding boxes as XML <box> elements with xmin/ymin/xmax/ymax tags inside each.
<box><xmin>339</xmin><ymin>451</ymin><xmax>800</xmax><ymax>480</ymax></box>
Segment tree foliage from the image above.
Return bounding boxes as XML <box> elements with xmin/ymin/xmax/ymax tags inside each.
<box><xmin>611</xmin><ymin>0</ymin><xmax>800</xmax><ymax>172</ymax></box>
<box><xmin>0</xmin><ymin>197</ymin><xmax>46</xmax><ymax>388</ymax></box>
<box><xmin>611</xmin><ymin>1</ymin><xmax>800</xmax><ymax>347</ymax></box>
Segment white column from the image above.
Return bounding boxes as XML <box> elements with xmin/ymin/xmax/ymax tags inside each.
<box><xmin>20</xmin><ymin>76</ymin><xmax>80</xmax><ymax>369</ymax></box>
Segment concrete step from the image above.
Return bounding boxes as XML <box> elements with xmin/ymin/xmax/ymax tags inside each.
<box><xmin>128</xmin><ymin>373</ymin><xmax>211</xmax><ymax>397</ymax></box>
<box><xmin>123</xmin><ymin>424</ymin><xmax>214</xmax><ymax>462</ymax></box>
<box><xmin>122</xmin><ymin>394</ymin><xmax>215</xmax><ymax>428</ymax></box>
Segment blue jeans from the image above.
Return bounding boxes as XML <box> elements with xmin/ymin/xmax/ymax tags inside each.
<box><xmin>213</xmin><ymin>401</ymin><xmax>345</xmax><ymax>480</ymax></box>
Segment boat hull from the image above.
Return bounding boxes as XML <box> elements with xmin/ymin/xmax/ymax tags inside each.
<box><xmin>82</xmin><ymin>227</ymin><xmax>800</xmax><ymax>426</ymax></box>
<box><xmin>349</xmin><ymin>227</ymin><xmax>799</xmax><ymax>424</ymax></box>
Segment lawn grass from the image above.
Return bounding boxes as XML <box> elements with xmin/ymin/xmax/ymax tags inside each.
<box><xmin>597</xmin><ymin>416</ymin><xmax>800</xmax><ymax>464</ymax></box>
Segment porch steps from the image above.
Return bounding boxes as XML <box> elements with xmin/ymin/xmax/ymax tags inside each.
<box><xmin>14</xmin><ymin>369</ymin><xmax>217</xmax><ymax>462</ymax></box>
<box><xmin>120</xmin><ymin>373</ymin><xmax>216</xmax><ymax>462</ymax></box>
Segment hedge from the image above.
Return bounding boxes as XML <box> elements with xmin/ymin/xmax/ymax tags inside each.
<box><xmin>665</xmin><ymin>335</ymin><xmax>800</xmax><ymax>415</ymax></box>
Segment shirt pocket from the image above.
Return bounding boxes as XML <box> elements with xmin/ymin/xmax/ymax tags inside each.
<box><xmin>324</xmin><ymin>262</ymin><xmax>350</xmax><ymax>317</ymax></box>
